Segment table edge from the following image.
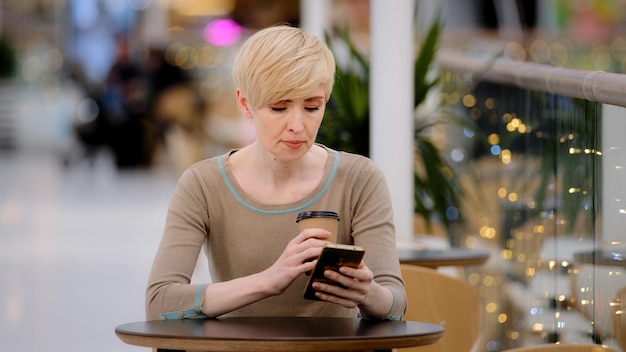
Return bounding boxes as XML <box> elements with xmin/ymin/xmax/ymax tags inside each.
<box><xmin>116</xmin><ymin>330</ymin><xmax>444</xmax><ymax>352</ymax></box>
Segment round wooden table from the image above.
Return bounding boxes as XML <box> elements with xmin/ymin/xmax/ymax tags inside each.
<box><xmin>397</xmin><ymin>248</ymin><xmax>490</xmax><ymax>268</ymax></box>
<box><xmin>115</xmin><ymin>317</ymin><xmax>444</xmax><ymax>352</ymax></box>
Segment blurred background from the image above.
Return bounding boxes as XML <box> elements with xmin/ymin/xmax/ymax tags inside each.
<box><xmin>1</xmin><ymin>1</ymin><xmax>626</xmax><ymax>351</ymax></box>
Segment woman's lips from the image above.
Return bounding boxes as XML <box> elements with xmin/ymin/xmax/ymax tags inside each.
<box><xmin>283</xmin><ymin>140</ymin><xmax>304</xmax><ymax>149</ymax></box>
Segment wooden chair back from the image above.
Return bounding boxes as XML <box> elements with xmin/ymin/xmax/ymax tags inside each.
<box><xmin>397</xmin><ymin>264</ymin><xmax>481</xmax><ymax>352</ymax></box>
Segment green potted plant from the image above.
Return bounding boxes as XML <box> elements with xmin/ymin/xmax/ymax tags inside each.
<box><xmin>319</xmin><ymin>15</ymin><xmax>474</xmax><ymax>238</ymax></box>
<box><xmin>320</xmin><ymin>28</ymin><xmax>370</xmax><ymax>156</ymax></box>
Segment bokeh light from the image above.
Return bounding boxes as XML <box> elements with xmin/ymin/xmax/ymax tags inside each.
<box><xmin>203</xmin><ymin>19</ymin><xmax>242</xmax><ymax>47</ymax></box>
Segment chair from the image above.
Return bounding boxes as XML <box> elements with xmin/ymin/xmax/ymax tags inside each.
<box><xmin>502</xmin><ymin>343</ymin><xmax>619</xmax><ymax>352</ymax></box>
<box><xmin>397</xmin><ymin>264</ymin><xmax>481</xmax><ymax>352</ymax></box>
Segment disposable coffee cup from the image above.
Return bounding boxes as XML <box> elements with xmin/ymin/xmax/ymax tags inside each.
<box><xmin>297</xmin><ymin>211</ymin><xmax>340</xmax><ymax>275</ymax></box>
<box><xmin>296</xmin><ymin>211</ymin><xmax>340</xmax><ymax>243</ymax></box>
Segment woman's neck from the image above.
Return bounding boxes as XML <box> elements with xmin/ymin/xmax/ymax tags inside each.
<box><xmin>229</xmin><ymin>144</ymin><xmax>328</xmax><ymax>204</ymax></box>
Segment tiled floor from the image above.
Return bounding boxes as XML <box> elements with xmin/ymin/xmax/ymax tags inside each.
<box><xmin>0</xmin><ymin>149</ymin><xmax>202</xmax><ymax>351</ymax></box>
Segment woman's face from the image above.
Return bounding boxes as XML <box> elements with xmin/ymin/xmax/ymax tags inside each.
<box><xmin>238</xmin><ymin>86</ymin><xmax>327</xmax><ymax>162</ymax></box>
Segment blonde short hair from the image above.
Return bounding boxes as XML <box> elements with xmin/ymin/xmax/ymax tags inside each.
<box><xmin>232</xmin><ymin>25</ymin><xmax>336</xmax><ymax>108</ymax></box>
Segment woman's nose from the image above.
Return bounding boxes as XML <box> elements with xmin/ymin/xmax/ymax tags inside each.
<box><xmin>287</xmin><ymin>111</ymin><xmax>305</xmax><ymax>133</ymax></box>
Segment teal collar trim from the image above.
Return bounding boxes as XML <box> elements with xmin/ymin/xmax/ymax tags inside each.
<box><xmin>217</xmin><ymin>150</ymin><xmax>339</xmax><ymax>215</ymax></box>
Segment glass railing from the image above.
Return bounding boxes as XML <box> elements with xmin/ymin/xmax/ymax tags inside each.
<box><xmin>434</xmin><ymin>50</ymin><xmax>625</xmax><ymax>351</ymax></box>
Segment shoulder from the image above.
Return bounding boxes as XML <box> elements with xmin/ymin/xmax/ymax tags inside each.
<box><xmin>185</xmin><ymin>156</ymin><xmax>220</xmax><ymax>178</ymax></box>
<box><xmin>328</xmin><ymin>149</ymin><xmax>393</xmax><ymax>210</ymax></box>
<box><xmin>318</xmin><ymin>145</ymin><xmax>386</xmax><ymax>184</ymax></box>
<box><xmin>177</xmin><ymin>151</ymin><xmax>230</xmax><ymax>188</ymax></box>
<box><xmin>318</xmin><ymin>144</ymin><xmax>372</xmax><ymax>168</ymax></box>
<box><xmin>336</xmin><ymin>150</ymin><xmax>382</xmax><ymax>176</ymax></box>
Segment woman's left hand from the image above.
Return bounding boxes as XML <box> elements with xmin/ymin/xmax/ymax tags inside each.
<box><xmin>310</xmin><ymin>261</ymin><xmax>375</xmax><ymax>308</ymax></box>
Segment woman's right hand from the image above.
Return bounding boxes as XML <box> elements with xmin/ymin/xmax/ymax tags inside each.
<box><xmin>263</xmin><ymin>229</ymin><xmax>331</xmax><ymax>295</ymax></box>
<box><xmin>200</xmin><ymin>229</ymin><xmax>331</xmax><ymax>317</ymax></box>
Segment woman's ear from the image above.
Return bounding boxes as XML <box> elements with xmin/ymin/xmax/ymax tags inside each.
<box><xmin>236</xmin><ymin>89</ymin><xmax>253</xmax><ymax>118</ymax></box>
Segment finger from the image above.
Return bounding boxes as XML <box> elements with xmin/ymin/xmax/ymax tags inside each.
<box><xmin>296</xmin><ymin>228</ymin><xmax>332</xmax><ymax>242</ymax></box>
<box><xmin>301</xmin><ymin>259</ymin><xmax>317</xmax><ymax>274</ymax></box>
<box><xmin>298</xmin><ymin>247</ymin><xmax>324</xmax><ymax>265</ymax></box>
<box><xmin>323</xmin><ymin>269</ymin><xmax>362</xmax><ymax>290</ymax></box>
<box><xmin>338</xmin><ymin>264</ymin><xmax>372</xmax><ymax>282</ymax></box>
<box><xmin>313</xmin><ymin>284</ymin><xmax>359</xmax><ymax>308</ymax></box>
<box><xmin>290</xmin><ymin>234</ymin><xmax>330</xmax><ymax>260</ymax></box>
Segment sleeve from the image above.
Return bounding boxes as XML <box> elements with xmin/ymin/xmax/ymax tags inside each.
<box><xmin>350</xmin><ymin>158</ymin><xmax>407</xmax><ymax>320</ymax></box>
<box><xmin>145</xmin><ymin>167</ymin><xmax>211</xmax><ymax>320</ymax></box>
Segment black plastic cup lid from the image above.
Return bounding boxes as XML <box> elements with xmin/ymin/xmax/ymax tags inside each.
<box><xmin>296</xmin><ymin>211</ymin><xmax>340</xmax><ymax>222</ymax></box>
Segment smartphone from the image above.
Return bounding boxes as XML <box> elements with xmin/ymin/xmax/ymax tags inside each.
<box><xmin>303</xmin><ymin>243</ymin><xmax>365</xmax><ymax>301</ymax></box>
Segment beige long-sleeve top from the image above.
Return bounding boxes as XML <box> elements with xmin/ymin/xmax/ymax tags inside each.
<box><xmin>146</xmin><ymin>146</ymin><xmax>406</xmax><ymax>321</ymax></box>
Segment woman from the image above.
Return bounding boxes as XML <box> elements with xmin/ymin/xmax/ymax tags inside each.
<box><xmin>146</xmin><ymin>25</ymin><xmax>406</xmax><ymax>321</ymax></box>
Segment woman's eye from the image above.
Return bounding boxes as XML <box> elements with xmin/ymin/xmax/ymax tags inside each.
<box><xmin>305</xmin><ymin>107</ymin><xmax>320</xmax><ymax>112</ymax></box>
<box><xmin>271</xmin><ymin>107</ymin><xmax>287</xmax><ymax>112</ymax></box>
